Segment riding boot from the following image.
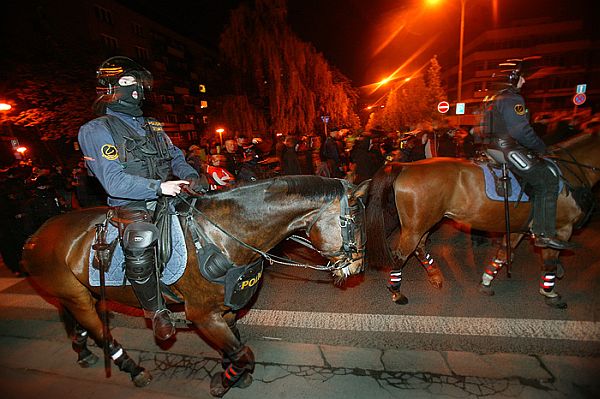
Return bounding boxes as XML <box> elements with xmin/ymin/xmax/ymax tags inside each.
<box><xmin>532</xmin><ymin>191</ymin><xmax>576</xmax><ymax>250</ymax></box>
<box><xmin>128</xmin><ymin>271</ymin><xmax>176</xmax><ymax>341</ymax></box>
<box><xmin>123</xmin><ymin>221</ymin><xmax>176</xmax><ymax>341</ymax></box>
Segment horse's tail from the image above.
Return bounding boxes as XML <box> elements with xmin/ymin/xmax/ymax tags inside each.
<box><xmin>365</xmin><ymin>163</ymin><xmax>404</xmax><ymax>270</ymax></box>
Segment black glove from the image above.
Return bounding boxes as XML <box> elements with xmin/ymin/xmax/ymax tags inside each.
<box><xmin>184</xmin><ymin>174</ymin><xmax>209</xmax><ymax>195</ymax></box>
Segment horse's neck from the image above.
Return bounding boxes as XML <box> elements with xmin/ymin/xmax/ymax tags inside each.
<box><xmin>560</xmin><ymin>134</ymin><xmax>600</xmax><ymax>187</ymax></box>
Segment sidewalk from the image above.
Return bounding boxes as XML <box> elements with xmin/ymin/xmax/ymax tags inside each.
<box><xmin>0</xmin><ymin>318</ymin><xmax>598</xmax><ymax>399</ymax></box>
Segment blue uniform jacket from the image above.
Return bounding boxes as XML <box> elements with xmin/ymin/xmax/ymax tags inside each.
<box><xmin>78</xmin><ymin>109</ymin><xmax>198</xmax><ymax>206</ymax></box>
<box><xmin>494</xmin><ymin>88</ymin><xmax>547</xmax><ymax>154</ymax></box>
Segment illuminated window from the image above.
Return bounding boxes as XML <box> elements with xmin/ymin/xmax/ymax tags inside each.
<box><xmin>199</xmin><ymin>84</ymin><xmax>206</xmax><ymax>93</ymax></box>
<box><xmin>200</xmin><ymin>100</ymin><xmax>208</xmax><ymax>108</ymax></box>
<box><xmin>203</xmin><ymin>116</ymin><xmax>209</xmax><ymax>124</ymax></box>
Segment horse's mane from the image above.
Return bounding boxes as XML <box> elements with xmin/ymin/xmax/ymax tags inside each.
<box><xmin>197</xmin><ymin>175</ymin><xmax>345</xmax><ymax>203</ymax></box>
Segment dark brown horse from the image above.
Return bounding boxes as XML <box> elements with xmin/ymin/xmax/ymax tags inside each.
<box><xmin>22</xmin><ymin>176</ymin><xmax>367</xmax><ymax>397</ymax></box>
<box><xmin>366</xmin><ymin>132</ymin><xmax>600</xmax><ymax>308</ymax></box>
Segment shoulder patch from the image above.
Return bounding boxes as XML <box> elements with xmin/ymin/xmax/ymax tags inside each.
<box><xmin>514</xmin><ymin>104</ymin><xmax>526</xmax><ymax>115</ymax></box>
<box><xmin>101</xmin><ymin>144</ymin><xmax>119</xmax><ymax>160</ymax></box>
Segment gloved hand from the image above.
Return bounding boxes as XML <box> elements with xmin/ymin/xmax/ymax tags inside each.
<box><xmin>184</xmin><ymin>174</ymin><xmax>209</xmax><ymax>195</ymax></box>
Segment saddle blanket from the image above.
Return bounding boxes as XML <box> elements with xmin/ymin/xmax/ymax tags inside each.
<box><xmin>88</xmin><ymin>216</ymin><xmax>187</xmax><ymax>287</ymax></box>
<box><xmin>479</xmin><ymin>163</ymin><xmax>563</xmax><ymax>202</ymax></box>
<box><xmin>480</xmin><ymin>164</ymin><xmax>529</xmax><ymax>202</ymax></box>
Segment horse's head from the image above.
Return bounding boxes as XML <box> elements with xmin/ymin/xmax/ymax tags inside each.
<box><xmin>302</xmin><ymin>178</ymin><xmax>369</xmax><ymax>283</ymax></box>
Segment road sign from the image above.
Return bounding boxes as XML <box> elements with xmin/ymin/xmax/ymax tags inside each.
<box><xmin>456</xmin><ymin>102</ymin><xmax>465</xmax><ymax>115</ymax></box>
<box><xmin>573</xmin><ymin>93</ymin><xmax>586</xmax><ymax>106</ymax></box>
<box><xmin>576</xmin><ymin>84</ymin><xmax>587</xmax><ymax>94</ymax></box>
<box><xmin>437</xmin><ymin>101</ymin><xmax>450</xmax><ymax>114</ymax></box>
<box><xmin>320</xmin><ymin>115</ymin><xmax>330</xmax><ymax>123</ymax></box>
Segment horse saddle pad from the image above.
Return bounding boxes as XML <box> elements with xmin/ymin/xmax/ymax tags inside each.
<box><xmin>88</xmin><ymin>216</ymin><xmax>187</xmax><ymax>287</ymax></box>
<box><xmin>479</xmin><ymin>164</ymin><xmax>529</xmax><ymax>202</ymax></box>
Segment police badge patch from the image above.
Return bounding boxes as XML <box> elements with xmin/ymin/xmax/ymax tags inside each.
<box><xmin>514</xmin><ymin>104</ymin><xmax>526</xmax><ymax>115</ymax></box>
<box><xmin>101</xmin><ymin>144</ymin><xmax>119</xmax><ymax>160</ymax></box>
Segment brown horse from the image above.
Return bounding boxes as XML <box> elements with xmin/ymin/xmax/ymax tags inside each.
<box><xmin>365</xmin><ymin>132</ymin><xmax>600</xmax><ymax>309</ymax></box>
<box><xmin>22</xmin><ymin>176</ymin><xmax>367</xmax><ymax>397</ymax></box>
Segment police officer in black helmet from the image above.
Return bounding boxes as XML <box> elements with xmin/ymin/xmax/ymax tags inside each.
<box><xmin>78</xmin><ymin>56</ymin><xmax>206</xmax><ymax>340</ymax></box>
<box><xmin>484</xmin><ymin>59</ymin><xmax>575</xmax><ymax>250</ymax></box>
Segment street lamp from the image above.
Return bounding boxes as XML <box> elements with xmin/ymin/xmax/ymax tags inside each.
<box><xmin>216</xmin><ymin>128</ymin><xmax>224</xmax><ymax>147</ymax></box>
<box><xmin>425</xmin><ymin>0</ymin><xmax>467</xmax><ymax>102</ymax></box>
<box><xmin>0</xmin><ymin>103</ymin><xmax>12</xmax><ymax>111</ymax></box>
<box><xmin>457</xmin><ymin>0</ymin><xmax>466</xmax><ymax>102</ymax></box>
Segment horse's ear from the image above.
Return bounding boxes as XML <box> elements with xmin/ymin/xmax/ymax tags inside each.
<box><xmin>352</xmin><ymin>179</ymin><xmax>371</xmax><ymax>204</ymax></box>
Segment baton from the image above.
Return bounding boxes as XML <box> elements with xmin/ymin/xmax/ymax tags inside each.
<box><xmin>93</xmin><ymin>223</ymin><xmax>111</xmax><ymax>377</ymax></box>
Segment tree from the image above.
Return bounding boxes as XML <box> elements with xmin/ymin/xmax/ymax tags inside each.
<box><xmin>425</xmin><ymin>55</ymin><xmax>446</xmax><ymax>123</ymax></box>
<box><xmin>219</xmin><ymin>0</ymin><xmax>359</xmax><ymax>135</ymax></box>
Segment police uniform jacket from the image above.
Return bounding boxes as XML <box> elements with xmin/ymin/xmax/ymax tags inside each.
<box><xmin>78</xmin><ymin>109</ymin><xmax>198</xmax><ymax>207</ymax></box>
<box><xmin>488</xmin><ymin>87</ymin><xmax>546</xmax><ymax>154</ymax></box>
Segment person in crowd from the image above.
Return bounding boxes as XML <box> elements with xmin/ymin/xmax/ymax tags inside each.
<box><xmin>78</xmin><ymin>56</ymin><xmax>206</xmax><ymax>340</ymax></box>
<box><xmin>280</xmin><ymin>135</ymin><xmax>302</xmax><ymax>175</ymax></box>
<box><xmin>349</xmin><ymin>136</ymin><xmax>384</xmax><ymax>183</ymax></box>
<box><xmin>205</xmin><ymin>154</ymin><xmax>235</xmax><ymax>190</ymax></box>
<box><xmin>322</xmin><ymin>130</ymin><xmax>343</xmax><ymax>177</ymax></box>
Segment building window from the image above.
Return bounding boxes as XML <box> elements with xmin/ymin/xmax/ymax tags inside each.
<box><xmin>200</xmin><ymin>100</ymin><xmax>208</xmax><ymax>108</ymax></box>
<box><xmin>199</xmin><ymin>84</ymin><xmax>206</xmax><ymax>93</ymax></box>
<box><xmin>101</xmin><ymin>34</ymin><xmax>119</xmax><ymax>51</ymax></box>
<box><xmin>203</xmin><ymin>116</ymin><xmax>209</xmax><ymax>124</ymax></box>
<box><xmin>135</xmin><ymin>46</ymin><xmax>149</xmax><ymax>61</ymax></box>
<box><xmin>167</xmin><ymin>114</ymin><xmax>178</xmax><ymax>124</ymax></box>
<box><xmin>94</xmin><ymin>5</ymin><xmax>113</xmax><ymax>25</ymax></box>
<box><xmin>133</xmin><ymin>23</ymin><xmax>144</xmax><ymax>37</ymax></box>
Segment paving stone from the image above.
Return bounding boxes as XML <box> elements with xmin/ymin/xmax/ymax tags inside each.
<box><xmin>320</xmin><ymin>344</ymin><xmax>384</xmax><ymax>370</ymax></box>
<box><xmin>382</xmin><ymin>349</ymin><xmax>451</xmax><ymax>375</ymax></box>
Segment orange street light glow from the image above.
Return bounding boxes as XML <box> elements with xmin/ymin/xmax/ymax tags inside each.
<box><xmin>16</xmin><ymin>146</ymin><xmax>27</xmax><ymax>154</ymax></box>
<box><xmin>0</xmin><ymin>103</ymin><xmax>12</xmax><ymax>111</ymax></box>
<box><xmin>216</xmin><ymin>128</ymin><xmax>224</xmax><ymax>133</ymax></box>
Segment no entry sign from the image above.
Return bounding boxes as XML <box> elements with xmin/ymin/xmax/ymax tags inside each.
<box><xmin>573</xmin><ymin>93</ymin><xmax>586</xmax><ymax>106</ymax></box>
<box><xmin>437</xmin><ymin>101</ymin><xmax>450</xmax><ymax>113</ymax></box>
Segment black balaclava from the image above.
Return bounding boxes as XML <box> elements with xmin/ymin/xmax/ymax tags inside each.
<box><xmin>107</xmin><ymin>77</ymin><xmax>144</xmax><ymax>116</ymax></box>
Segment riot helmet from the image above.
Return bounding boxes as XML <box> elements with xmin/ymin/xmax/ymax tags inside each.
<box><xmin>93</xmin><ymin>56</ymin><xmax>153</xmax><ymax>116</ymax></box>
<box><xmin>500</xmin><ymin>59</ymin><xmax>524</xmax><ymax>88</ymax></box>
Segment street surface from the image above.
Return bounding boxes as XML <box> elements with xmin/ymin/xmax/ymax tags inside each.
<box><xmin>1</xmin><ymin>202</ymin><xmax>599</xmax><ymax>398</ymax></box>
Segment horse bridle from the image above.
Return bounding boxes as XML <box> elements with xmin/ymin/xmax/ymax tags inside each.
<box><xmin>293</xmin><ymin>180</ymin><xmax>366</xmax><ymax>273</ymax></box>
<box><xmin>176</xmin><ymin>181</ymin><xmax>365</xmax><ymax>274</ymax></box>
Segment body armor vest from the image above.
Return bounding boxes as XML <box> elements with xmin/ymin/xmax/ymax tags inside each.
<box><xmin>483</xmin><ymin>89</ymin><xmax>520</xmax><ymax>151</ymax></box>
<box><xmin>101</xmin><ymin>115</ymin><xmax>173</xmax><ymax>181</ymax></box>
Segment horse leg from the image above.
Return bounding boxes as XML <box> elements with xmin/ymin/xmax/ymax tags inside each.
<box><xmin>65</xmin><ymin>310</ymin><xmax>99</xmax><ymax>368</ymax></box>
<box><xmin>59</xmin><ymin>291</ymin><xmax>152</xmax><ymax>387</ymax></box>
<box><xmin>387</xmin><ymin>230</ymin><xmax>422</xmax><ymax>305</ymax></box>
<box><xmin>479</xmin><ymin>233</ymin><xmax>524</xmax><ymax>296</ymax></box>
<box><xmin>414</xmin><ymin>236</ymin><xmax>443</xmax><ymax>289</ymax></box>
<box><xmin>538</xmin><ymin>226</ymin><xmax>571</xmax><ymax>309</ymax></box>
<box><xmin>187</xmin><ymin>308</ymin><xmax>254</xmax><ymax>397</ymax></box>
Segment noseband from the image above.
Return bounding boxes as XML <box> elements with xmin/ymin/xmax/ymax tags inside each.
<box><xmin>299</xmin><ymin>181</ymin><xmax>366</xmax><ymax>272</ymax></box>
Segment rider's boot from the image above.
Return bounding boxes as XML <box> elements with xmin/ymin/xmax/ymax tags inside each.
<box><xmin>531</xmin><ymin>189</ymin><xmax>577</xmax><ymax>250</ymax></box>
<box><xmin>123</xmin><ymin>222</ymin><xmax>175</xmax><ymax>341</ymax></box>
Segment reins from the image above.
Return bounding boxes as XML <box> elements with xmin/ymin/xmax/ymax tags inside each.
<box><xmin>175</xmin><ymin>194</ymin><xmax>352</xmax><ymax>272</ymax></box>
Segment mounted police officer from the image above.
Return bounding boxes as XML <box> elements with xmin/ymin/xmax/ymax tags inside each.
<box><xmin>78</xmin><ymin>56</ymin><xmax>206</xmax><ymax>340</ymax></box>
<box><xmin>484</xmin><ymin>59</ymin><xmax>575</xmax><ymax>250</ymax></box>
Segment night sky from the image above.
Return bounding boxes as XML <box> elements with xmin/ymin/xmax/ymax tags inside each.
<box><xmin>118</xmin><ymin>0</ymin><xmax>592</xmax><ymax>87</ymax></box>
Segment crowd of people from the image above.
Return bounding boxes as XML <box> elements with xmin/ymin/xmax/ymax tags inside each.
<box><xmin>0</xmin><ymin>159</ymin><xmax>106</xmax><ymax>276</ymax></box>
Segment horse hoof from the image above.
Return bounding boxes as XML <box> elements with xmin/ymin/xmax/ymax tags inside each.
<box><xmin>210</xmin><ymin>372</ymin><xmax>230</xmax><ymax>397</ymax></box>
<box><xmin>478</xmin><ymin>284</ymin><xmax>495</xmax><ymax>296</ymax></box>
<box><xmin>77</xmin><ymin>352</ymin><xmax>99</xmax><ymax>368</ymax></box>
<box><xmin>545</xmin><ymin>295</ymin><xmax>567</xmax><ymax>309</ymax></box>
<box><xmin>234</xmin><ymin>372</ymin><xmax>253</xmax><ymax>389</ymax></box>
<box><xmin>132</xmin><ymin>369</ymin><xmax>152</xmax><ymax>388</ymax></box>
<box><xmin>392</xmin><ymin>292</ymin><xmax>408</xmax><ymax>305</ymax></box>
